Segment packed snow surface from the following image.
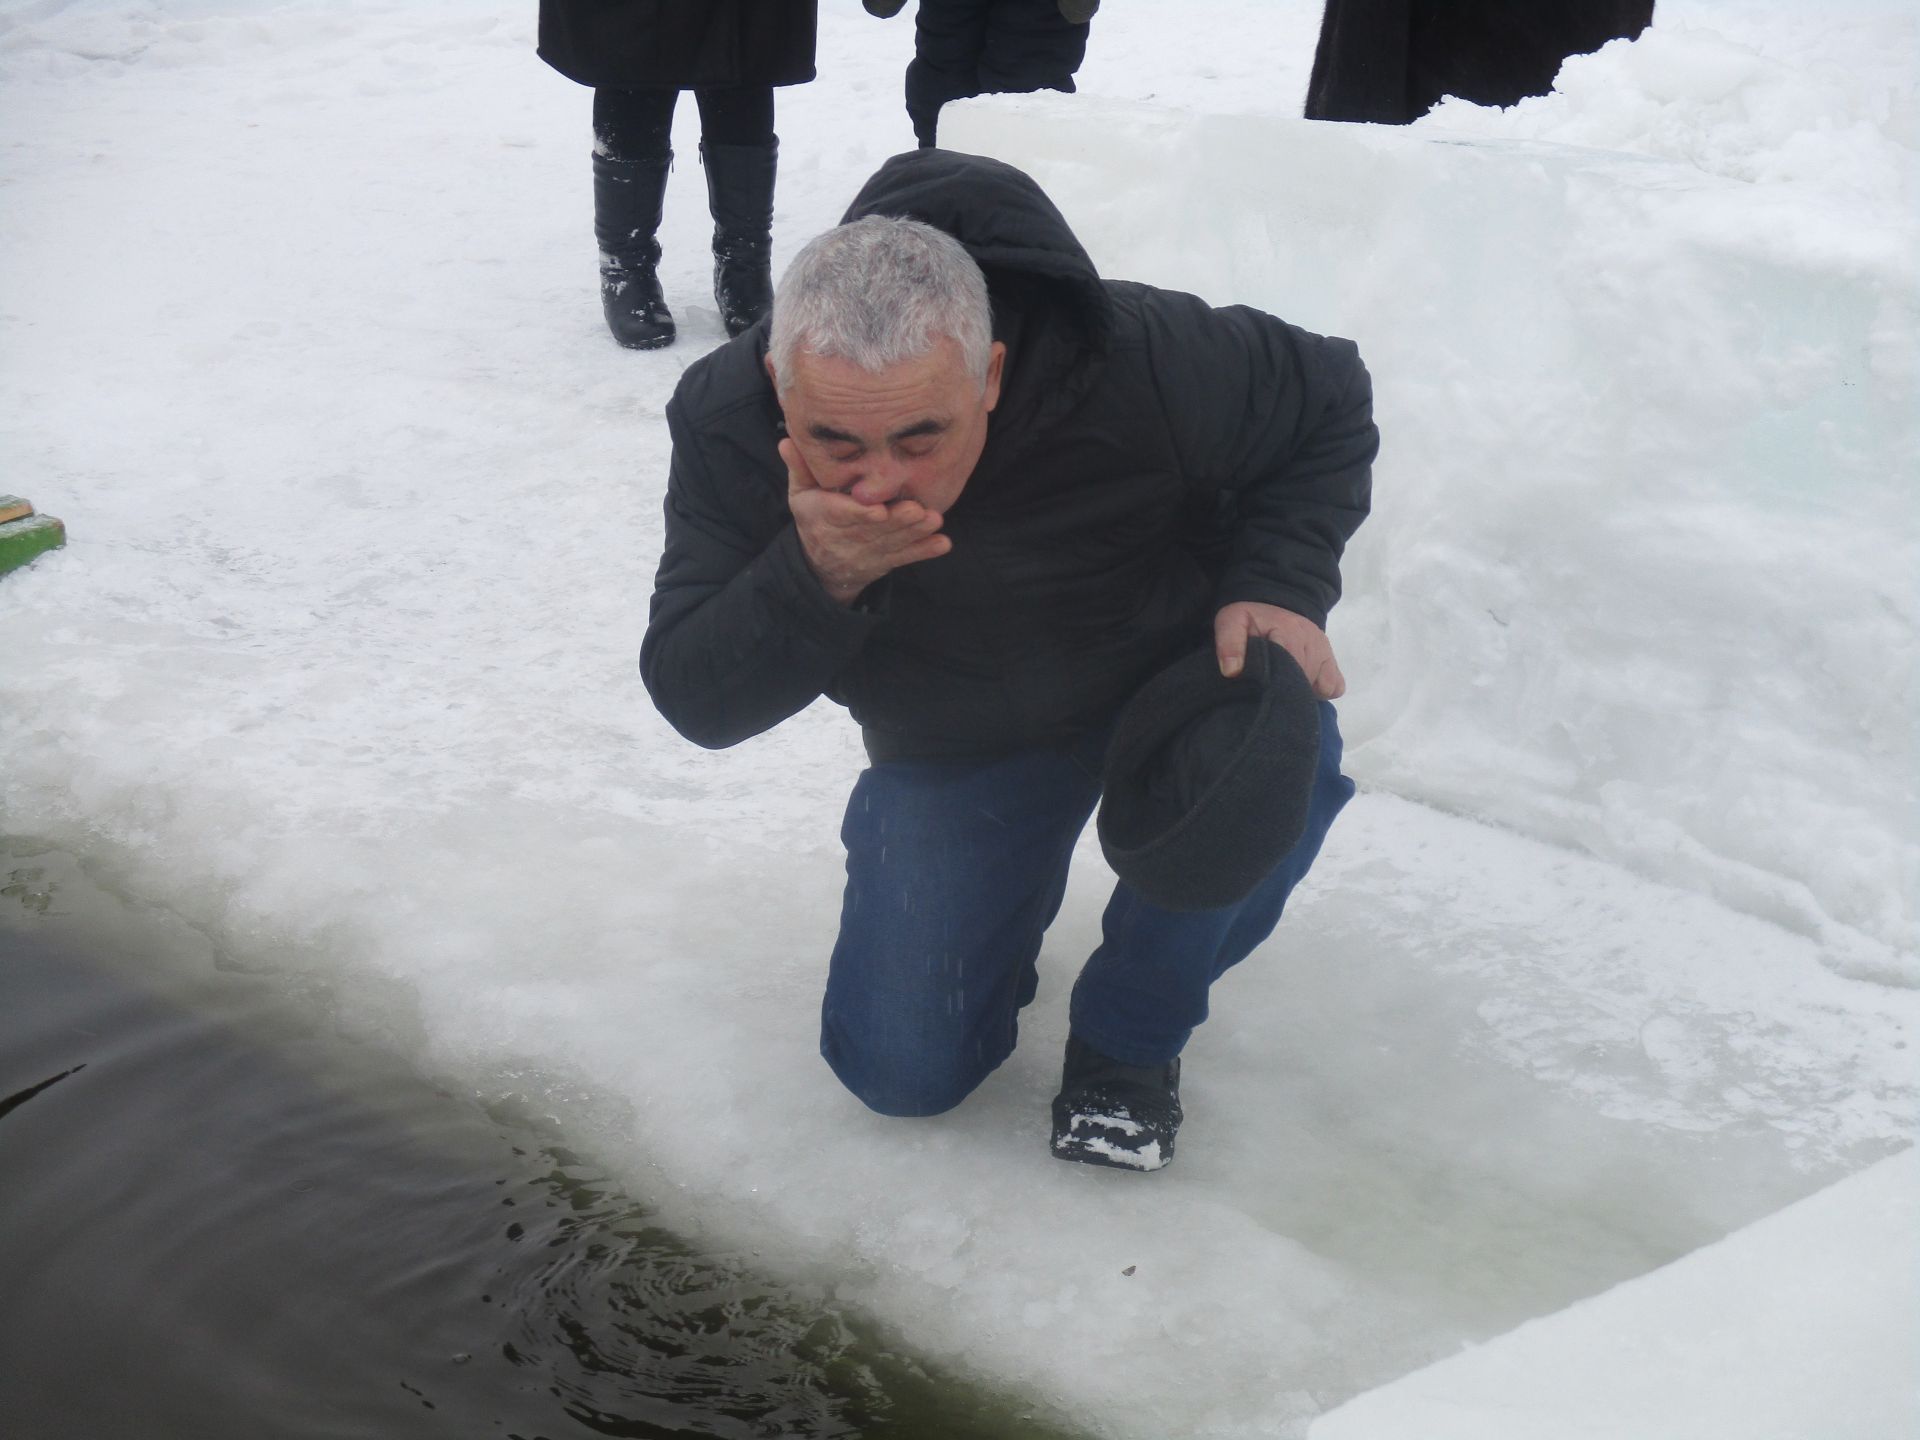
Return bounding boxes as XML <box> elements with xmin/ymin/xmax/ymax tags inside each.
<box><xmin>0</xmin><ymin>2</ymin><xmax>1913</xmax><ymax>1436</ymax></box>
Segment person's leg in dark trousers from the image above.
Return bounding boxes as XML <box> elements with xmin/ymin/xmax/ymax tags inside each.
<box><xmin>590</xmin><ymin>87</ymin><xmax>678</xmax><ymax>348</ymax></box>
<box><xmin>820</xmin><ymin>739</ymin><xmax>1105</xmax><ymax>1116</ymax></box>
<box><xmin>819</xmin><ymin>706</ymin><xmax>1355</xmax><ymax>1116</ymax></box>
<box><xmin>692</xmin><ymin>85</ymin><xmax>779</xmax><ymax>336</ymax></box>
<box><xmin>594</xmin><ymin>85</ymin><xmax>678</xmax><ymax>162</ymax></box>
<box><xmin>1067</xmin><ymin>701</ymin><xmax>1355</xmax><ymax>1067</ymax></box>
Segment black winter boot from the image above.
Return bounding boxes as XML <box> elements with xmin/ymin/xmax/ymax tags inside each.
<box><xmin>701</xmin><ymin>139</ymin><xmax>778</xmax><ymax>338</ymax></box>
<box><xmin>592</xmin><ymin>150</ymin><xmax>675</xmax><ymax>350</ymax></box>
<box><xmin>1049</xmin><ymin>1035</ymin><xmax>1183</xmax><ymax>1172</ymax></box>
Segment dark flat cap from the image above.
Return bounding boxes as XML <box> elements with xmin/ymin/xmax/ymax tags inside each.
<box><xmin>1097</xmin><ymin>639</ymin><xmax>1321</xmax><ymax>912</ymax></box>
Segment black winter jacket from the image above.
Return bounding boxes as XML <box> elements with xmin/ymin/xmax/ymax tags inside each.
<box><xmin>640</xmin><ymin>150</ymin><xmax>1375</xmax><ymax>762</ymax></box>
<box><xmin>538</xmin><ymin>0</ymin><xmax>817</xmax><ymax>90</ymax></box>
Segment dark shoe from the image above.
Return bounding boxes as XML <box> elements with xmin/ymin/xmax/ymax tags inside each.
<box><xmin>592</xmin><ymin>150</ymin><xmax>676</xmax><ymax>349</ymax></box>
<box><xmin>864</xmin><ymin>0</ymin><xmax>908</xmax><ymax>15</ymax></box>
<box><xmin>701</xmin><ymin>139</ymin><xmax>777</xmax><ymax>338</ymax></box>
<box><xmin>1058</xmin><ymin>0</ymin><xmax>1099</xmax><ymax>22</ymax></box>
<box><xmin>598</xmin><ymin>246</ymin><xmax>675</xmax><ymax>349</ymax></box>
<box><xmin>1049</xmin><ymin>1035</ymin><xmax>1182</xmax><ymax>1172</ymax></box>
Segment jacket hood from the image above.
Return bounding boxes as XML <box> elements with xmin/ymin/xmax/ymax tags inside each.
<box><xmin>841</xmin><ymin>149</ymin><xmax>1112</xmax><ymax>352</ymax></box>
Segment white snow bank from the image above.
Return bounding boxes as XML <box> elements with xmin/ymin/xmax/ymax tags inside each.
<box><xmin>947</xmin><ymin>52</ymin><xmax>1918</xmax><ymax>979</ymax></box>
<box><xmin>1428</xmin><ymin>6</ymin><xmax>1918</xmax><ymax>200</ymax></box>
<box><xmin>1310</xmin><ymin>1146</ymin><xmax>1920</xmax><ymax>1440</ymax></box>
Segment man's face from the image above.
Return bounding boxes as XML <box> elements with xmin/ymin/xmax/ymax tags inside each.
<box><xmin>770</xmin><ymin>337</ymin><xmax>1006</xmax><ymax>516</ymax></box>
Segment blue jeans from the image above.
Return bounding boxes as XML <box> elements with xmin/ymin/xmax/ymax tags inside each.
<box><xmin>820</xmin><ymin>703</ymin><xmax>1354</xmax><ymax>1116</ymax></box>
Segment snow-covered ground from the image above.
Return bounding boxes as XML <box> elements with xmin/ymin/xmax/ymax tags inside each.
<box><xmin>0</xmin><ymin>1</ymin><xmax>1913</xmax><ymax>1436</ymax></box>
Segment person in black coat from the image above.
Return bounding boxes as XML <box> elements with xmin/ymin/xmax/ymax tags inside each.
<box><xmin>539</xmin><ymin>1</ymin><xmax>818</xmax><ymax>348</ymax></box>
<box><xmin>864</xmin><ymin>0</ymin><xmax>1098</xmax><ymax>148</ymax></box>
<box><xmin>640</xmin><ymin>150</ymin><xmax>1375</xmax><ymax>1170</ymax></box>
<box><xmin>1305</xmin><ymin>0</ymin><xmax>1656</xmax><ymax>124</ymax></box>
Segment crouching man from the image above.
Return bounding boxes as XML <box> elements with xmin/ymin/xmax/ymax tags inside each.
<box><xmin>640</xmin><ymin>149</ymin><xmax>1375</xmax><ymax>1170</ymax></box>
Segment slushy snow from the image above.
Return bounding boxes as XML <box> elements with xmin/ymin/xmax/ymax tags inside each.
<box><xmin>0</xmin><ymin>2</ymin><xmax>1913</xmax><ymax>1436</ymax></box>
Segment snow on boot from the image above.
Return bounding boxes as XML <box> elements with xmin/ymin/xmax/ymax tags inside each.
<box><xmin>1049</xmin><ymin>1035</ymin><xmax>1183</xmax><ymax>1172</ymax></box>
<box><xmin>702</xmin><ymin>139</ymin><xmax>778</xmax><ymax>338</ymax></box>
<box><xmin>592</xmin><ymin>150</ymin><xmax>675</xmax><ymax>350</ymax></box>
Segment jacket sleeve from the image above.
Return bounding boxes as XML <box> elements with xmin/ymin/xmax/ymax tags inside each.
<box><xmin>639</xmin><ymin>397</ymin><xmax>882</xmax><ymax>749</ymax></box>
<box><xmin>1144</xmin><ymin>293</ymin><xmax>1376</xmax><ymax>629</ymax></box>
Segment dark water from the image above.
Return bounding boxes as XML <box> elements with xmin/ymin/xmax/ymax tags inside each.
<box><xmin>0</xmin><ymin>841</ymin><xmax>1091</xmax><ymax>1440</ymax></box>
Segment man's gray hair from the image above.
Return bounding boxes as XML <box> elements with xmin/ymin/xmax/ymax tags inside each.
<box><xmin>769</xmin><ymin>215</ymin><xmax>993</xmax><ymax>391</ymax></box>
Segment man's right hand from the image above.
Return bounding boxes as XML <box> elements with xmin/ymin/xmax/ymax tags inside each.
<box><xmin>783</xmin><ymin>438</ymin><xmax>952</xmax><ymax>605</ymax></box>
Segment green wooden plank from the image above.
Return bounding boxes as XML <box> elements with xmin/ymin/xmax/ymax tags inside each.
<box><xmin>0</xmin><ymin>514</ymin><xmax>66</xmax><ymax>576</ymax></box>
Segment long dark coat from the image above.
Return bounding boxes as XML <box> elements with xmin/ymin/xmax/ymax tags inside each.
<box><xmin>1305</xmin><ymin>0</ymin><xmax>1655</xmax><ymax>124</ymax></box>
<box><xmin>538</xmin><ymin>0</ymin><xmax>817</xmax><ymax>90</ymax></box>
<box><xmin>640</xmin><ymin>150</ymin><xmax>1376</xmax><ymax>762</ymax></box>
<box><xmin>906</xmin><ymin>0</ymin><xmax>1092</xmax><ymax>145</ymax></box>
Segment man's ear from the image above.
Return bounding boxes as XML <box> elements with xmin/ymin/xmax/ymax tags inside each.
<box><xmin>983</xmin><ymin>341</ymin><xmax>1007</xmax><ymax>412</ymax></box>
<box><xmin>764</xmin><ymin>353</ymin><xmax>779</xmax><ymax>387</ymax></box>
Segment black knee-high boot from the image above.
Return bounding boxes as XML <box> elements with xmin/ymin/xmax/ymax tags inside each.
<box><xmin>701</xmin><ymin>139</ymin><xmax>778</xmax><ymax>338</ymax></box>
<box><xmin>592</xmin><ymin>150</ymin><xmax>676</xmax><ymax>349</ymax></box>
